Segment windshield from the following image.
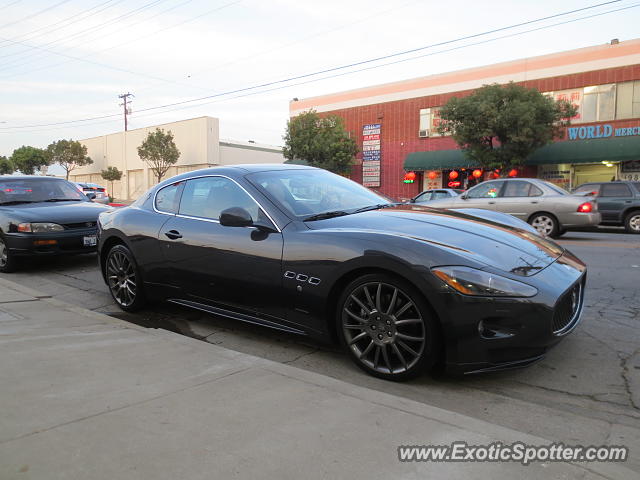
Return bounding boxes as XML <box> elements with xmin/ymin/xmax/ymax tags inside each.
<box><xmin>0</xmin><ymin>178</ymin><xmax>87</xmax><ymax>204</ymax></box>
<box><xmin>246</xmin><ymin>169</ymin><xmax>390</xmax><ymax>219</ymax></box>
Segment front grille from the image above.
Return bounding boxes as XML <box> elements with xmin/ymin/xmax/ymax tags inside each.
<box><xmin>63</xmin><ymin>222</ymin><xmax>96</xmax><ymax>230</ymax></box>
<box><xmin>552</xmin><ymin>281</ymin><xmax>583</xmax><ymax>334</ymax></box>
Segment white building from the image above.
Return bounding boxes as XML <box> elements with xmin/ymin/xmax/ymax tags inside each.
<box><xmin>70</xmin><ymin>116</ymin><xmax>284</xmax><ymax>200</ymax></box>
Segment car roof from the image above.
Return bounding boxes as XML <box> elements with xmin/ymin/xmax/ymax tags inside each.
<box><xmin>0</xmin><ymin>175</ymin><xmax>66</xmax><ymax>181</ymax></box>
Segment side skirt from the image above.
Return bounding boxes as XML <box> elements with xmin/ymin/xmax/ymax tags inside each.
<box><xmin>166</xmin><ymin>298</ymin><xmax>307</xmax><ymax>336</ymax></box>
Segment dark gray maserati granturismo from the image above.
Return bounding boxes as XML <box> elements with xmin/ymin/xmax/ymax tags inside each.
<box><xmin>97</xmin><ymin>164</ymin><xmax>586</xmax><ymax>380</ymax></box>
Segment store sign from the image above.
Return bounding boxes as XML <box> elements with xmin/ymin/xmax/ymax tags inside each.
<box><xmin>538</xmin><ymin>164</ymin><xmax>572</xmax><ymax>189</ymax></box>
<box><xmin>362</xmin><ymin>123</ymin><xmax>381</xmax><ymax>187</ymax></box>
<box><xmin>567</xmin><ymin>124</ymin><xmax>640</xmax><ymax>140</ymax></box>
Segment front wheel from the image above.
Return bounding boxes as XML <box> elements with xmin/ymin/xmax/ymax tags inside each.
<box><xmin>624</xmin><ymin>211</ymin><xmax>640</xmax><ymax>234</ymax></box>
<box><xmin>0</xmin><ymin>236</ymin><xmax>18</xmax><ymax>273</ymax></box>
<box><xmin>337</xmin><ymin>273</ymin><xmax>438</xmax><ymax>381</ymax></box>
<box><xmin>529</xmin><ymin>213</ymin><xmax>560</xmax><ymax>238</ymax></box>
<box><xmin>105</xmin><ymin>244</ymin><xmax>146</xmax><ymax>311</ymax></box>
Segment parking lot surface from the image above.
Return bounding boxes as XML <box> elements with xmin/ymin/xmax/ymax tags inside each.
<box><xmin>2</xmin><ymin>229</ymin><xmax>639</xmax><ymax>472</ymax></box>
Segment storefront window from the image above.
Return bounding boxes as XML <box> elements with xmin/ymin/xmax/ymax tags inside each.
<box><xmin>616</xmin><ymin>81</ymin><xmax>640</xmax><ymax>119</ymax></box>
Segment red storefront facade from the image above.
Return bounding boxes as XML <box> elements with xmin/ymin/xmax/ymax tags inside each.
<box><xmin>290</xmin><ymin>39</ymin><xmax>640</xmax><ymax>201</ymax></box>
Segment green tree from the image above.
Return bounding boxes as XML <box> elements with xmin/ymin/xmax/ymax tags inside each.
<box><xmin>100</xmin><ymin>166</ymin><xmax>123</xmax><ymax>200</ymax></box>
<box><xmin>283</xmin><ymin>110</ymin><xmax>358</xmax><ymax>175</ymax></box>
<box><xmin>10</xmin><ymin>146</ymin><xmax>50</xmax><ymax>175</ymax></box>
<box><xmin>137</xmin><ymin>128</ymin><xmax>180</xmax><ymax>183</ymax></box>
<box><xmin>437</xmin><ymin>82</ymin><xmax>577</xmax><ymax>170</ymax></box>
<box><xmin>46</xmin><ymin>139</ymin><xmax>93</xmax><ymax>180</ymax></box>
<box><xmin>0</xmin><ymin>155</ymin><xmax>14</xmax><ymax>175</ymax></box>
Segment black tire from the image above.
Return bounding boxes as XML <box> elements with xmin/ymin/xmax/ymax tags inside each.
<box><xmin>337</xmin><ymin>273</ymin><xmax>438</xmax><ymax>381</ymax></box>
<box><xmin>0</xmin><ymin>235</ymin><xmax>19</xmax><ymax>273</ymax></box>
<box><xmin>105</xmin><ymin>244</ymin><xmax>146</xmax><ymax>312</ymax></box>
<box><xmin>528</xmin><ymin>213</ymin><xmax>560</xmax><ymax>238</ymax></box>
<box><xmin>624</xmin><ymin>211</ymin><xmax>640</xmax><ymax>234</ymax></box>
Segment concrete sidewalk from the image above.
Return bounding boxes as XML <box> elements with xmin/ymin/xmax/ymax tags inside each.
<box><xmin>0</xmin><ymin>278</ymin><xmax>633</xmax><ymax>479</ymax></box>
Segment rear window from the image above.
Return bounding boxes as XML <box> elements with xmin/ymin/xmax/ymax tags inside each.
<box><xmin>601</xmin><ymin>183</ymin><xmax>632</xmax><ymax>197</ymax></box>
<box><xmin>544</xmin><ymin>182</ymin><xmax>569</xmax><ymax>195</ymax></box>
<box><xmin>0</xmin><ymin>178</ymin><xmax>85</xmax><ymax>204</ymax></box>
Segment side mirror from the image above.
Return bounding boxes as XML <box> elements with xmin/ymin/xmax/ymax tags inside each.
<box><xmin>219</xmin><ymin>207</ymin><xmax>253</xmax><ymax>227</ymax></box>
<box><xmin>86</xmin><ymin>192</ymin><xmax>97</xmax><ymax>201</ymax></box>
<box><xmin>409</xmin><ymin>198</ymin><xmax>416</xmax><ymax>203</ymax></box>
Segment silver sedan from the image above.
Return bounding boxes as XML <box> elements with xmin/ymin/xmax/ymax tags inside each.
<box><xmin>427</xmin><ymin>178</ymin><xmax>600</xmax><ymax>238</ymax></box>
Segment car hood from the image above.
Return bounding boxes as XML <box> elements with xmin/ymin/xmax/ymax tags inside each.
<box><xmin>0</xmin><ymin>201</ymin><xmax>112</xmax><ymax>224</ymax></box>
<box><xmin>307</xmin><ymin>204</ymin><xmax>565</xmax><ymax>276</ymax></box>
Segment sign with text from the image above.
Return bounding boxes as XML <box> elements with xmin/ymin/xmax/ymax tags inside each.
<box><xmin>567</xmin><ymin>124</ymin><xmax>640</xmax><ymax>140</ymax></box>
<box><xmin>362</xmin><ymin>124</ymin><xmax>381</xmax><ymax>187</ymax></box>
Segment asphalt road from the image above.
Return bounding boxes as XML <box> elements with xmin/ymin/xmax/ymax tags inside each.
<box><xmin>3</xmin><ymin>229</ymin><xmax>640</xmax><ymax>471</ymax></box>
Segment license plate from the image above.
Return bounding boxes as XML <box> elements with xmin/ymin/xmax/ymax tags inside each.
<box><xmin>83</xmin><ymin>235</ymin><xmax>97</xmax><ymax>247</ymax></box>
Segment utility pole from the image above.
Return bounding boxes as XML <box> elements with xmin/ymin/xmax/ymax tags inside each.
<box><xmin>118</xmin><ymin>92</ymin><xmax>134</xmax><ymax>131</ymax></box>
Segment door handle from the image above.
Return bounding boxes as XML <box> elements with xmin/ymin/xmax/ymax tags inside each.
<box><xmin>530</xmin><ymin>201</ymin><xmax>538</xmax><ymax>204</ymax></box>
<box><xmin>625</xmin><ymin>200</ymin><xmax>632</xmax><ymax>204</ymax></box>
<box><xmin>164</xmin><ymin>230</ymin><xmax>182</xmax><ymax>240</ymax></box>
<box><xmin>488</xmin><ymin>201</ymin><xmax>496</xmax><ymax>204</ymax></box>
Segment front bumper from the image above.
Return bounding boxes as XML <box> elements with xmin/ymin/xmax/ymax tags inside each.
<box><xmin>439</xmin><ymin>252</ymin><xmax>586</xmax><ymax>375</ymax></box>
<box><xmin>5</xmin><ymin>229</ymin><xmax>98</xmax><ymax>256</ymax></box>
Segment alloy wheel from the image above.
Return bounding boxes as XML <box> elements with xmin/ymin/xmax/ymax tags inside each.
<box><xmin>0</xmin><ymin>239</ymin><xmax>7</xmax><ymax>268</ymax></box>
<box><xmin>628</xmin><ymin>213</ymin><xmax>640</xmax><ymax>233</ymax></box>
<box><xmin>106</xmin><ymin>249</ymin><xmax>137</xmax><ymax>307</ymax></box>
<box><xmin>530</xmin><ymin>215</ymin><xmax>555</xmax><ymax>236</ymax></box>
<box><xmin>342</xmin><ymin>282</ymin><xmax>426</xmax><ymax>375</ymax></box>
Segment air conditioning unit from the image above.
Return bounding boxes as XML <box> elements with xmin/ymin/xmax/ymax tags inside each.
<box><xmin>419</xmin><ymin>129</ymin><xmax>429</xmax><ymax>138</ymax></box>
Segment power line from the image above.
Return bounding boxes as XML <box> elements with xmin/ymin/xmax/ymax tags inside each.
<box><xmin>0</xmin><ymin>0</ymin><xmax>127</xmax><ymax>49</ymax></box>
<box><xmin>0</xmin><ymin>0</ymin><xmax>73</xmax><ymax>30</ymax></box>
<box><xmin>0</xmin><ymin>0</ymin><xmax>169</xmax><ymax>65</ymax></box>
<box><xmin>0</xmin><ymin>0</ymin><xmax>242</xmax><ymax>93</ymax></box>
<box><xmin>0</xmin><ymin>1</ymin><xmax>23</xmax><ymax>10</ymax></box>
<box><xmin>0</xmin><ymin>1</ymin><xmax>633</xmax><ymax>132</ymax></box>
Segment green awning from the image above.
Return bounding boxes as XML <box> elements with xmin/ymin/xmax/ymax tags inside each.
<box><xmin>526</xmin><ymin>135</ymin><xmax>640</xmax><ymax>165</ymax></box>
<box><xmin>404</xmin><ymin>135</ymin><xmax>640</xmax><ymax>170</ymax></box>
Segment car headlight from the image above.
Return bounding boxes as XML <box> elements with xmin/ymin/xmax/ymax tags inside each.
<box><xmin>17</xmin><ymin>222</ymin><xmax>65</xmax><ymax>233</ymax></box>
<box><xmin>431</xmin><ymin>266</ymin><xmax>538</xmax><ymax>297</ymax></box>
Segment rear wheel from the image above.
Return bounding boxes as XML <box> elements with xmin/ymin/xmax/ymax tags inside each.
<box><xmin>0</xmin><ymin>236</ymin><xmax>18</xmax><ymax>273</ymax></box>
<box><xmin>105</xmin><ymin>244</ymin><xmax>145</xmax><ymax>311</ymax></box>
<box><xmin>625</xmin><ymin>211</ymin><xmax>640</xmax><ymax>234</ymax></box>
<box><xmin>529</xmin><ymin>213</ymin><xmax>560</xmax><ymax>238</ymax></box>
<box><xmin>337</xmin><ymin>273</ymin><xmax>437</xmax><ymax>381</ymax></box>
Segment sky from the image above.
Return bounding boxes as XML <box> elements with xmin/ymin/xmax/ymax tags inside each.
<box><xmin>0</xmin><ymin>0</ymin><xmax>639</xmax><ymax>166</ymax></box>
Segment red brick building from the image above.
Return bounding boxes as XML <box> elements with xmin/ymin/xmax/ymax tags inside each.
<box><xmin>290</xmin><ymin>38</ymin><xmax>640</xmax><ymax>200</ymax></box>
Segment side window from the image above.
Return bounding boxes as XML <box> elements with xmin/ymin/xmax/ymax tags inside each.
<box><xmin>432</xmin><ymin>191</ymin><xmax>450</xmax><ymax>200</ymax></box>
<box><xmin>529</xmin><ymin>185</ymin><xmax>543</xmax><ymax>197</ymax></box>
<box><xmin>573</xmin><ymin>184</ymin><xmax>600</xmax><ymax>195</ymax></box>
<box><xmin>601</xmin><ymin>183</ymin><xmax>632</xmax><ymax>197</ymax></box>
<box><xmin>503</xmin><ymin>181</ymin><xmax>532</xmax><ymax>197</ymax></box>
<box><xmin>155</xmin><ymin>181</ymin><xmax>184</xmax><ymax>214</ymax></box>
<box><xmin>467</xmin><ymin>181</ymin><xmax>502</xmax><ymax>199</ymax></box>
<box><xmin>415</xmin><ymin>192</ymin><xmax>432</xmax><ymax>202</ymax></box>
<box><xmin>179</xmin><ymin>177</ymin><xmax>260</xmax><ymax>221</ymax></box>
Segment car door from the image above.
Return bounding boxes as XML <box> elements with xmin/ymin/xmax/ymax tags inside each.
<box><xmin>491</xmin><ymin>180</ymin><xmax>544</xmax><ymax>220</ymax></box>
<box><xmin>159</xmin><ymin>175</ymin><xmax>284</xmax><ymax>320</ymax></box>
<box><xmin>455</xmin><ymin>180</ymin><xmax>505</xmax><ymax>209</ymax></box>
<box><xmin>598</xmin><ymin>183</ymin><xmax>633</xmax><ymax>223</ymax></box>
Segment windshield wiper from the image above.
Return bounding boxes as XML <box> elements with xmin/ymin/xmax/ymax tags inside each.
<box><xmin>351</xmin><ymin>203</ymin><xmax>397</xmax><ymax>214</ymax></box>
<box><xmin>303</xmin><ymin>210</ymin><xmax>350</xmax><ymax>222</ymax></box>
<box><xmin>44</xmin><ymin>198</ymin><xmax>82</xmax><ymax>202</ymax></box>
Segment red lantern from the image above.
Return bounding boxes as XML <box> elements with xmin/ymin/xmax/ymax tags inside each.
<box><xmin>508</xmin><ymin>168</ymin><xmax>518</xmax><ymax>178</ymax></box>
<box><xmin>491</xmin><ymin>172</ymin><xmax>500</xmax><ymax>179</ymax></box>
<box><xmin>472</xmin><ymin>169</ymin><xmax>483</xmax><ymax>178</ymax></box>
<box><xmin>449</xmin><ymin>170</ymin><xmax>459</xmax><ymax>180</ymax></box>
<box><xmin>406</xmin><ymin>171</ymin><xmax>416</xmax><ymax>181</ymax></box>
<box><xmin>428</xmin><ymin>171</ymin><xmax>437</xmax><ymax>180</ymax></box>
